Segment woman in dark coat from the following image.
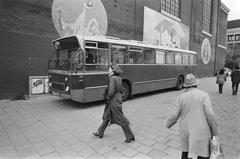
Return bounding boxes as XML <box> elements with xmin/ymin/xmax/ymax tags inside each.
<box><xmin>216</xmin><ymin>68</ymin><xmax>227</xmax><ymax>94</ymax></box>
<box><xmin>93</xmin><ymin>63</ymin><xmax>135</xmax><ymax>143</ymax></box>
<box><xmin>231</xmin><ymin>66</ymin><xmax>240</xmax><ymax>95</ymax></box>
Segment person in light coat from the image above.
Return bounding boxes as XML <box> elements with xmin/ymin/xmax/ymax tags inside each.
<box><xmin>93</xmin><ymin>63</ymin><xmax>135</xmax><ymax>143</ymax></box>
<box><xmin>166</xmin><ymin>74</ymin><xmax>219</xmax><ymax>159</ymax></box>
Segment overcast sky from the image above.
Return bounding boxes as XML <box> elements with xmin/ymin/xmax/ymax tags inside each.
<box><xmin>221</xmin><ymin>0</ymin><xmax>240</xmax><ymax>21</ymax></box>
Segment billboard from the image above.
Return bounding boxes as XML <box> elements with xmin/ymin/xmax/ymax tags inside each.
<box><xmin>143</xmin><ymin>7</ymin><xmax>190</xmax><ymax>50</ymax></box>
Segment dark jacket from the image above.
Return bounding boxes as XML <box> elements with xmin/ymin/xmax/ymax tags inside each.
<box><xmin>231</xmin><ymin>69</ymin><xmax>240</xmax><ymax>83</ymax></box>
<box><xmin>102</xmin><ymin>75</ymin><xmax>129</xmax><ymax>126</ymax></box>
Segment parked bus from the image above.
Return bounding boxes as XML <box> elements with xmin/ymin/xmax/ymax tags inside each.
<box><xmin>48</xmin><ymin>35</ymin><xmax>197</xmax><ymax>103</ymax></box>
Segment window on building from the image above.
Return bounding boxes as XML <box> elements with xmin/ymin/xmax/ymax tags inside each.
<box><xmin>228</xmin><ymin>35</ymin><xmax>235</xmax><ymax>42</ymax></box>
<box><xmin>161</xmin><ymin>0</ymin><xmax>180</xmax><ymax>18</ymax></box>
<box><xmin>235</xmin><ymin>34</ymin><xmax>240</xmax><ymax>41</ymax></box>
<box><xmin>202</xmin><ymin>0</ymin><xmax>212</xmax><ymax>33</ymax></box>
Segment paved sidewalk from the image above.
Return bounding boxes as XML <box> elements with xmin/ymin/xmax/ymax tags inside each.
<box><xmin>0</xmin><ymin>77</ymin><xmax>240</xmax><ymax>159</ymax></box>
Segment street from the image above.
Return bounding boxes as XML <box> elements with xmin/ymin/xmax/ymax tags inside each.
<box><xmin>0</xmin><ymin>77</ymin><xmax>240</xmax><ymax>159</ymax></box>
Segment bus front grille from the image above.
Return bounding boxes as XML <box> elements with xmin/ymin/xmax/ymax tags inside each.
<box><xmin>52</xmin><ymin>83</ymin><xmax>65</xmax><ymax>91</ymax></box>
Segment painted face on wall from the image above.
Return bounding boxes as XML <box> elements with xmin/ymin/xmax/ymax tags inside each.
<box><xmin>52</xmin><ymin>0</ymin><xmax>108</xmax><ymax>37</ymax></box>
<box><xmin>201</xmin><ymin>38</ymin><xmax>211</xmax><ymax>64</ymax></box>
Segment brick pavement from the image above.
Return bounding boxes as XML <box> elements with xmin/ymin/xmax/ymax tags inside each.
<box><xmin>0</xmin><ymin>77</ymin><xmax>239</xmax><ymax>159</ymax></box>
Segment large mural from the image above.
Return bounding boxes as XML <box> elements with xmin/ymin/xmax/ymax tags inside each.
<box><xmin>143</xmin><ymin>7</ymin><xmax>190</xmax><ymax>50</ymax></box>
<box><xmin>52</xmin><ymin>0</ymin><xmax>108</xmax><ymax>37</ymax></box>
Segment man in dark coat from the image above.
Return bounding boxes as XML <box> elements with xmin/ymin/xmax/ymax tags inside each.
<box><xmin>93</xmin><ymin>63</ymin><xmax>135</xmax><ymax>143</ymax></box>
<box><xmin>231</xmin><ymin>66</ymin><xmax>240</xmax><ymax>95</ymax></box>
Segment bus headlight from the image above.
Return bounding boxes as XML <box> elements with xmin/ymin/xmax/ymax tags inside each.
<box><xmin>65</xmin><ymin>77</ymin><xmax>68</xmax><ymax>81</ymax></box>
<box><xmin>65</xmin><ymin>85</ymin><xmax>70</xmax><ymax>92</ymax></box>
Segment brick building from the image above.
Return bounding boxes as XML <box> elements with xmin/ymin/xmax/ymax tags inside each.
<box><xmin>0</xmin><ymin>0</ymin><xmax>229</xmax><ymax>99</ymax></box>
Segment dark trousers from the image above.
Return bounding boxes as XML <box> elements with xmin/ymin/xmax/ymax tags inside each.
<box><xmin>218</xmin><ymin>84</ymin><xmax>223</xmax><ymax>93</ymax></box>
<box><xmin>97</xmin><ymin>119</ymin><xmax>135</xmax><ymax>139</ymax></box>
<box><xmin>232</xmin><ymin>82</ymin><xmax>239</xmax><ymax>95</ymax></box>
<box><xmin>181</xmin><ymin>152</ymin><xmax>209</xmax><ymax>159</ymax></box>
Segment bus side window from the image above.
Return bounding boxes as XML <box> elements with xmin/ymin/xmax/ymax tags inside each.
<box><xmin>111</xmin><ymin>44</ymin><xmax>128</xmax><ymax>64</ymax></box>
<box><xmin>97</xmin><ymin>42</ymin><xmax>109</xmax><ymax>64</ymax></box>
<box><xmin>143</xmin><ymin>48</ymin><xmax>155</xmax><ymax>64</ymax></box>
<box><xmin>183</xmin><ymin>54</ymin><xmax>188</xmax><ymax>65</ymax></box>
<box><xmin>166</xmin><ymin>51</ymin><xmax>174</xmax><ymax>64</ymax></box>
<box><xmin>156</xmin><ymin>50</ymin><xmax>165</xmax><ymax>64</ymax></box>
<box><xmin>129</xmin><ymin>51</ymin><xmax>143</xmax><ymax>64</ymax></box>
<box><xmin>129</xmin><ymin>47</ymin><xmax>143</xmax><ymax>64</ymax></box>
<box><xmin>86</xmin><ymin>48</ymin><xmax>97</xmax><ymax>64</ymax></box>
<box><xmin>189</xmin><ymin>55</ymin><xmax>195</xmax><ymax>65</ymax></box>
<box><xmin>193</xmin><ymin>55</ymin><xmax>197</xmax><ymax>65</ymax></box>
<box><xmin>175</xmin><ymin>52</ymin><xmax>182</xmax><ymax>65</ymax></box>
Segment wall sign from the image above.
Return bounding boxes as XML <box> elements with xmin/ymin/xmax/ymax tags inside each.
<box><xmin>201</xmin><ymin>38</ymin><xmax>211</xmax><ymax>64</ymax></box>
<box><xmin>29</xmin><ymin>76</ymin><xmax>49</xmax><ymax>95</ymax></box>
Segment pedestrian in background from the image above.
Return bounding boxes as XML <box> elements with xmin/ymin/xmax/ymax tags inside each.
<box><xmin>231</xmin><ymin>66</ymin><xmax>240</xmax><ymax>95</ymax></box>
<box><xmin>93</xmin><ymin>63</ymin><xmax>135</xmax><ymax>143</ymax></box>
<box><xmin>216</xmin><ymin>68</ymin><xmax>227</xmax><ymax>94</ymax></box>
<box><xmin>166</xmin><ymin>74</ymin><xmax>219</xmax><ymax>159</ymax></box>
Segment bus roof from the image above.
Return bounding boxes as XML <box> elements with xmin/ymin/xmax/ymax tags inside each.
<box><xmin>53</xmin><ymin>35</ymin><xmax>197</xmax><ymax>54</ymax></box>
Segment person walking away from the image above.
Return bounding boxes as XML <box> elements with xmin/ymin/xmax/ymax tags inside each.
<box><xmin>216</xmin><ymin>68</ymin><xmax>227</xmax><ymax>94</ymax></box>
<box><xmin>93</xmin><ymin>63</ymin><xmax>135</xmax><ymax>143</ymax></box>
<box><xmin>231</xmin><ymin>66</ymin><xmax>240</xmax><ymax>95</ymax></box>
<box><xmin>166</xmin><ymin>74</ymin><xmax>219</xmax><ymax>159</ymax></box>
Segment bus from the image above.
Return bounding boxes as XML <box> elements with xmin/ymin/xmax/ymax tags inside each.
<box><xmin>48</xmin><ymin>35</ymin><xmax>197</xmax><ymax>103</ymax></box>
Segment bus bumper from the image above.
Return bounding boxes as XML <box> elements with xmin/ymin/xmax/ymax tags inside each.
<box><xmin>52</xmin><ymin>91</ymin><xmax>71</xmax><ymax>99</ymax></box>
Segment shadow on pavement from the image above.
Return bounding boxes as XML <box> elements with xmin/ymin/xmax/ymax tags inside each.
<box><xmin>130</xmin><ymin>87</ymin><xmax>180</xmax><ymax>100</ymax></box>
<box><xmin>51</xmin><ymin>97</ymin><xmax>105</xmax><ymax>109</ymax></box>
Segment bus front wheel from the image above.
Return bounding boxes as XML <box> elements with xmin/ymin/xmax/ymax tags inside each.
<box><xmin>122</xmin><ymin>81</ymin><xmax>130</xmax><ymax>101</ymax></box>
<box><xmin>176</xmin><ymin>76</ymin><xmax>184</xmax><ymax>90</ymax></box>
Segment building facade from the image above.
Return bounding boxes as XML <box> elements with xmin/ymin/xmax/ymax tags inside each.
<box><xmin>226</xmin><ymin>19</ymin><xmax>240</xmax><ymax>59</ymax></box>
<box><xmin>0</xmin><ymin>0</ymin><xmax>229</xmax><ymax>99</ymax></box>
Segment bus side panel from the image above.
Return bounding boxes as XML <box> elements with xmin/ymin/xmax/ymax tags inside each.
<box><xmin>72</xmin><ymin>73</ymin><xmax>108</xmax><ymax>103</ymax></box>
<box><xmin>119</xmin><ymin>65</ymin><xmax>184</xmax><ymax>95</ymax></box>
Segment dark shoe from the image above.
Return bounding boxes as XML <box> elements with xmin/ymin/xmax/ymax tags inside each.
<box><xmin>124</xmin><ymin>137</ymin><xmax>135</xmax><ymax>143</ymax></box>
<box><xmin>93</xmin><ymin>132</ymin><xmax>103</xmax><ymax>138</ymax></box>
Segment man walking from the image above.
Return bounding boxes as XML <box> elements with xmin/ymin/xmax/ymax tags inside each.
<box><xmin>231</xmin><ymin>66</ymin><xmax>240</xmax><ymax>95</ymax></box>
<box><xmin>166</xmin><ymin>74</ymin><xmax>219</xmax><ymax>159</ymax></box>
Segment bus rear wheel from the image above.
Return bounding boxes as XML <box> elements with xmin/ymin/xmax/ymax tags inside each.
<box><xmin>122</xmin><ymin>81</ymin><xmax>130</xmax><ymax>101</ymax></box>
<box><xmin>176</xmin><ymin>76</ymin><xmax>184</xmax><ymax>90</ymax></box>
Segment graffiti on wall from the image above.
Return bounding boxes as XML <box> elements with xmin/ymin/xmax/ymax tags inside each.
<box><xmin>52</xmin><ymin>0</ymin><xmax>108</xmax><ymax>37</ymax></box>
<box><xmin>201</xmin><ymin>38</ymin><xmax>211</xmax><ymax>64</ymax></box>
<box><xmin>143</xmin><ymin>7</ymin><xmax>189</xmax><ymax>50</ymax></box>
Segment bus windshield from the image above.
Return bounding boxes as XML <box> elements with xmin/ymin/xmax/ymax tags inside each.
<box><xmin>48</xmin><ymin>49</ymin><xmax>83</xmax><ymax>71</ymax></box>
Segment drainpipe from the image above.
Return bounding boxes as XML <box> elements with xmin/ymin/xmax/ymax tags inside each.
<box><xmin>134</xmin><ymin>0</ymin><xmax>136</xmax><ymax>39</ymax></box>
<box><xmin>214</xmin><ymin>0</ymin><xmax>220</xmax><ymax>75</ymax></box>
